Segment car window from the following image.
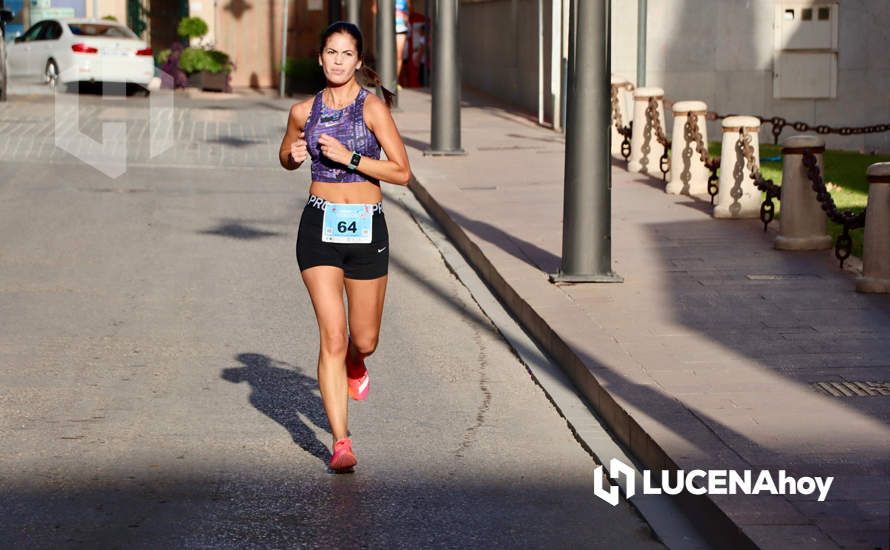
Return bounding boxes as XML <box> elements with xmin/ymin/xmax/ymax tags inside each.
<box><xmin>40</xmin><ymin>21</ymin><xmax>62</xmax><ymax>40</ymax></box>
<box><xmin>20</xmin><ymin>21</ymin><xmax>45</xmax><ymax>42</ymax></box>
<box><xmin>67</xmin><ymin>23</ymin><xmax>136</xmax><ymax>39</ymax></box>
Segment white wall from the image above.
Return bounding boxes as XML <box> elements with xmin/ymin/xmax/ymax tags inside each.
<box><xmin>463</xmin><ymin>0</ymin><xmax>890</xmax><ymax>152</ymax></box>
<box><xmin>460</xmin><ymin>0</ymin><xmax>551</xmax><ymax>118</ymax></box>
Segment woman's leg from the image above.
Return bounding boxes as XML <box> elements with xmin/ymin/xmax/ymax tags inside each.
<box><xmin>345</xmin><ymin>275</ymin><xmax>388</xmax><ymax>364</ymax></box>
<box><xmin>395</xmin><ymin>33</ymin><xmax>407</xmax><ymax>81</ymax></box>
<box><xmin>301</xmin><ymin>265</ymin><xmax>350</xmax><ymax>447</ymax></box>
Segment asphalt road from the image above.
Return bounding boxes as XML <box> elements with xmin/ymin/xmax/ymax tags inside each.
<box><xmin>0</xmin><ymin>92</ymin><xmax>664</xmax><ymax>548</ymax></box>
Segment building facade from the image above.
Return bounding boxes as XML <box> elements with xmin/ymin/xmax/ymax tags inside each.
<box><xmin>460</xmin><ymin>0</ymin><xmax>890</xmax><ymax>153</ymax></box>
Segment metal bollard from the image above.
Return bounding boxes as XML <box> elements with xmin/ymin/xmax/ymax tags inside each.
<box><xmin>610</xmin><ymin>75</ymin><xmax>631</xmax><ymax>158</ymax></box>
<box><xmin>628</xmin><ymin>86</ymin><xmax>665</xmax><ymax>175</ymax></box>
<box><xmin>775</xmin><ymin>135</ymin><xmax>832</xmax><ymax>250</ymax></box>
<box><xmin>714</xmin><ymin>115</ymin><xmax>762</xmax><ymax>219</ymax></box>
<box><xmin>856</xmin><ymin>163</ymin><xmax>890</xmax><ymax>293</ymax></box>
<box><xmin>666</xmin><ymin>100</ymin><xmax>708</xmax><ymax>196</ymax></box>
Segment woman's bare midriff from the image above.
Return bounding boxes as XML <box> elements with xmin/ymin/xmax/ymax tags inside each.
<box><xmin>309</xmin><ymin>180</ymin><xmax>383</xmax><ymax>204</ymax></box>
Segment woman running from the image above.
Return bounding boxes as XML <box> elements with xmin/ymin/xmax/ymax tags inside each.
<box><xmin>278</xmin><ymin>22</ymin><xmax>411</xmax><ymax>473</ymax></box>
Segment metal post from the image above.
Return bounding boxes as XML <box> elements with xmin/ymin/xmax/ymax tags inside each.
<box><xmin>550</xmin><ymin>0</ymin><xmax>622</xmax><ymax>283</ymax></box>
<box><xmin>560</xmin><ymin>0</ymin><xmax>571</xmax><ymax>131</ymax></box>
<box><xmin>423</xmin><ymin>0</ymin><xmax>432</xmax><ymax>87</ymax></box>
<box><xmin>345</xmin><ymin>0</ymin><xmax>359</xmax><ymax>25</ymax></box>
<box><xmin>636</xmin><ymin>0</ymin><xmax>646</xmax><ymax>86</ymax></box>
<box><xmin>551</xmin><ymin>0</ymin><xmax>562</xmax><ymax>131</ymax></box>
<box><xmin>375</xmin><ymin>0</ymin><xmax>398</xmax><ymax>109</ymax></box>
<box><xmin>537</xmin><ymin>0</ymin><xmax>544</xmax><ymax>125</ymax></box>
<box><xmin>329</xmin><ymin>0</ymin><xmax>341</xmax><ymax>24</ymax></box>
<box><xmin>426</xmin><ymin>0</ymin><xmax>465</xmax><ymax>155</ymax></box>
<box><xmin>279</xmin><ymin>0</ymin><xmax>290</xmax><ymax>97</ymax></box>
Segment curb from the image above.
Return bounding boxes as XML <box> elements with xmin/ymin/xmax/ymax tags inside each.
<box><xmin>407</xmin><ymin>174</ymin><xmax>761</xmax><ymax>550</ymax></box>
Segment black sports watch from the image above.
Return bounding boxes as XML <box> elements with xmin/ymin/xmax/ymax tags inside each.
<box><xmin>348</xmin><ymin>151</ymin><xmax>361</xmax><ymax>171</ymax></box>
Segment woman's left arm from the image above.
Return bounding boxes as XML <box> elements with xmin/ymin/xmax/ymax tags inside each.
<box><xmin>316</xmin><ymin>94</ymin><xmax>412</xmax><ymax>186</ymax></box>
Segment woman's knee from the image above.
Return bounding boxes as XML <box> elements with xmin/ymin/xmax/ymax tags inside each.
<box><xmin>351</xmin><ymin>334</ymin><xmax>378</xmax><ymax>356</ymax></box>
<box><xmin>320</xmin><ymin>330</ymin><xmax>349</xmax><ymax>358</ymax></box>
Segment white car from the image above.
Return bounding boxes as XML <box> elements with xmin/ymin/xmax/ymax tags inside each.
<box><xmin>6</xmin><ymin>17</ymin><xmax>154</xmax><ymax>91</ymax></box>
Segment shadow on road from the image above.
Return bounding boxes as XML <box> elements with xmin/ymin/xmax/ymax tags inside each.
<box><xmin>221</xmin><ymin>353</ymin><xmax>331</xmax><ymax>464</ymax></box>
<box><xmin>200</xmin><ymin>221</ymin><xmax>284</xmax><ymax>240</ymax></box>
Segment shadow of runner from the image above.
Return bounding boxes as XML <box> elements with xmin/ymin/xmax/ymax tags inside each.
<box><xmin>221</xmin><ymin>353</ymin><xmax>331</xmax><ymax>464</ymax></box>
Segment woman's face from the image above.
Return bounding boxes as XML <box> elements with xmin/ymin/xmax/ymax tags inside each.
<box><xmin>319</xmin><ymin>32</ymin><xmax>362</xmax><ymax>86</ymax></box>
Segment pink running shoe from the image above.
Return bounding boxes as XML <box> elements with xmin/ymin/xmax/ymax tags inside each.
<box><xmin>346</xmin><ymin>355</ymin><xmax>370</xmax><ymax>401</ymax></box>
<box><xmin>330</xmin><ymin>437</ymin><xmax>357</xmax><ymax>472</ymax></box>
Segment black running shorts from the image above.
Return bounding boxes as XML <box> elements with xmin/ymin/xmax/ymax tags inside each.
<box><xmin>296</xmin><ymin>201</ymin><xmax>389</xmax><ymax>280</ymax></box>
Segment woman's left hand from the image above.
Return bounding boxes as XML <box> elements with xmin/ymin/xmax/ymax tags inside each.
<box><xmin>318</xmin><ymin>133</ymin><xmax>351</xmax><ymax>165</ymax></box>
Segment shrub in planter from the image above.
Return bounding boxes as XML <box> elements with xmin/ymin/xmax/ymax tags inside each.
<box><xmin>179</xmin><ymin>47</ymin><xmax>232</xmax><ymax>74</ymax></box>
<box><xmin>158</xmin><ymin>41</ymin><xmax>190</xmax><ymax>89</ymax></box>
<box><xmin>177</xmin><ymin>16</ymin><xmax>208</xmax><ymax>42</ymax></box>
<box><xmin>158</xmin><ymin>16</ymin><xmax>235</xmax><ymax>92</ymax></box>
<box><xmin>179</xmin><ymin>47</ymin><xmax>233</xmax><ymax>92</ymax></box>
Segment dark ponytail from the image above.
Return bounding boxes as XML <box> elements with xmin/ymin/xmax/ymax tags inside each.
<box><xmin>320</xmin><ymin>21</ymin><xmax>395</xmax><ymax>109</ymax></box>
<box><xmin>358</xmin><ymin>65</ymin><xmax>395</xmax><ymax>109</ymax></box>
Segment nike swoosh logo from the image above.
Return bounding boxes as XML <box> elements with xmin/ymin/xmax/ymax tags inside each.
<box><xmin>377</xmin><ymin>247</ymin><xmax>387</xmax><ymax>253</ymax></box>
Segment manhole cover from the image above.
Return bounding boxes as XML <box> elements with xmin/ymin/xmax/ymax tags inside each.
<box><xmin>811</xmin><ymin>381</ymin><xmax>890</xmax><ymax>397</ymax></box>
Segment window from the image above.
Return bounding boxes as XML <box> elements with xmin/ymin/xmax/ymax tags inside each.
<box><xmin>40</xmin><ymin>21</ymin><xmax>62</xmax><ymax>40</ymax></box>
<box><xmin>818</xmin><ymin>7</ymin><xmax>830</xmax><ymax>20</ymax></box>
<box><xmin>802</xmin><ymin>8</ymin><xmax>813</xmax><ymax>20</ymax></box>
<box><xmin>67</xmin><ymin>23</ymin><xmax>136</xmax><ymax>39</ymax></box>
<box><xmin>20</xmin><ymin>21</ymin><xmax>45</xmax><ymax>42</ymax></box>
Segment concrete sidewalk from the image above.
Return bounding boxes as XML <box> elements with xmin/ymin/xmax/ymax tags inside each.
<box><xmin>395</xmin><ymin>88</ymin><xmax>890</xmax><ymax>549</ymax></box>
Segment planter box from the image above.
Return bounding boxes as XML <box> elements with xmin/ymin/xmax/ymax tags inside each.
<box><xmin>188</xmin><ymin>70</ymin><xmax>228</xmax><ymax>92</ymax></box>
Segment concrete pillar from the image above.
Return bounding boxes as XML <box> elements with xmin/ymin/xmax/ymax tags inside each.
<box><xmin>774</xmin><ymin>135</ymin><xmax>832</xmax><ymax>250</ymax></box>
<box><xmin>610</xmin><ymin>75</ymin><xmax>631</xmax><ymax>158</ymax></box>
<box><xmin>666</xmin><ymin>100</ymin><xmax>708</xmax><ymax>196</ymax></box>
<box><xmin>376</xmin><ymin>0</ymin><xmax>397</xmax><ymax>108</ymax></box>
<box><xmin>856</xmin><ymin>163</ymin><xmax>890</xmax><ymax>293</ymax></box>
<box><xmin>628</xmin><ymin>86</ymin><xmax>665</xmax><ymax>175</ymax></box>
<box><xmin>714</xmin><ymin>116</ymin><xmax>761</xmax><ymax>219</ymax></box>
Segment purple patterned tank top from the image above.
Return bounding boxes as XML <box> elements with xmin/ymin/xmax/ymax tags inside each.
<box><xmin>304</xmin><ymin>87</ymin><xmax>382</xmax><ymax>184</ymax></box>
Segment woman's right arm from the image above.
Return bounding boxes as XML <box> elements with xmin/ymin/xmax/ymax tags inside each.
<box><xmin>279</xmin><ymin>100</ymin><xmax>311</xmax><ymax>170</ymax></box>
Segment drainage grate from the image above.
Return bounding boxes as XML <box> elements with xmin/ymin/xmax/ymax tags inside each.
<box><xmin>746</xmin><ymin>274</ymin><xmax>820</xmax><ymax>281</ymax></box>
<box><xmin>811</xmin><ymin>381</ymin><xmax>890</xmax><ymax>397</ymax></box>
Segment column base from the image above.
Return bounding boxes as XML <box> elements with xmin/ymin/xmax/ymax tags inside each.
<box><xmin>664</xmin><ymin>180</ymin><xmax>685</xmax><ymax>195</ymax></box>
<box><xmin>424</xmin><ymin>148</ymin><xmax>467</xmax><ymax>157</ymax></box>
<box><xmin>666</xmin><ymin>179</ymin><xmax>708</xmax><ymax>197</ymax></box>
<box><xmin>774</xmin><ymin>234</ymin><xmax>832</xmax><ymax>251</ymax></box>
<box><xmin>549</xmin><ymin>271</ymin><xmax>624</xmax><ymax>284</ymax></box>
<box><xmin>856</xmin><ymin>276</ymin><xmax>890</xmax><ymax>293</ymax></box>
<box><xmin>713</xmin><ymin>203</ymin><xmax>760</xmax><ymax>219</ymax></box>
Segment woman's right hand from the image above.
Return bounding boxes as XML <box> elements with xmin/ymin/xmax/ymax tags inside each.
<box><xmin>290</xmin><ymin>131</ymin><xmax>308</xmax><ymax>164</ymax></box>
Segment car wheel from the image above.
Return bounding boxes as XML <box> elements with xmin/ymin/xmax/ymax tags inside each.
<box><xmin>44</xmin><ymin>60</ymin><xmax>59</xmax><ymax>91</ymax></box>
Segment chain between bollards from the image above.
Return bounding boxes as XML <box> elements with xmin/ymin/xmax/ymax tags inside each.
<box><xmin>646</xmin><ymin>97</ymin><xmax>671</xmax><ymax>181</ymax></box>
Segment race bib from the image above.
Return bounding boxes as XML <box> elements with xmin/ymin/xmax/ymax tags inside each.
<box><xmin>321</xmin><ymin>203</ymin><xmax>373</xmax><ymax>243</ymax></box>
